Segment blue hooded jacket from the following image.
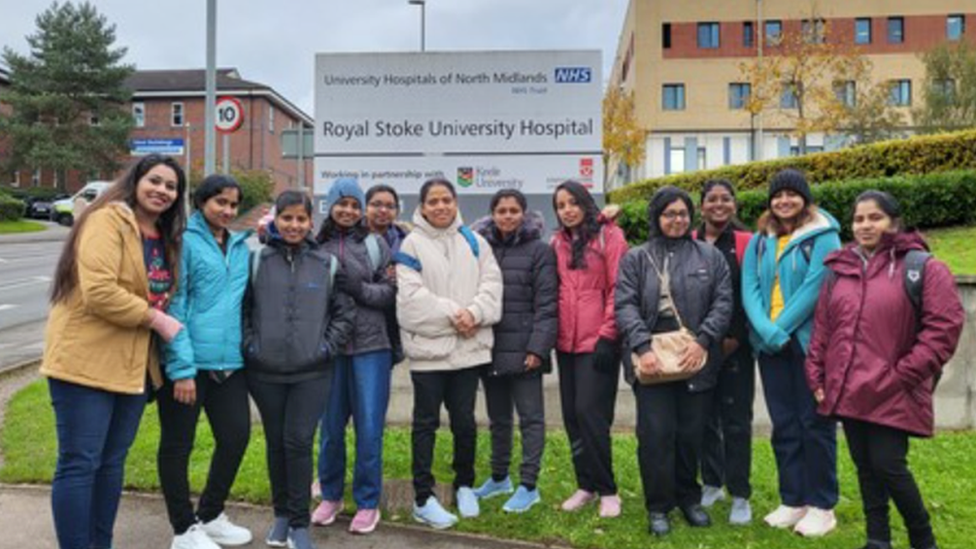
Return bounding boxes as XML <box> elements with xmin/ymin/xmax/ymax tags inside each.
<box><xmin>741</xmin><ymin>208</ymin><xmax>841</xmax><ymax>355</ymax></box>
<box><xmin>165</xmin><ymin>211</ymin><xmax>253</xmax><ymax>380</ymax></box>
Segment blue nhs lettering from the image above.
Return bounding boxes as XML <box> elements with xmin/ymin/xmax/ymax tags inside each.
<box><xmin>554</xmin><ymin>67</ymin><xmax>592</xmax><ymax>83</ymax></box>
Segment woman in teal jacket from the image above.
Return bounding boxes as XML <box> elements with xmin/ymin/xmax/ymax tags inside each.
<box><xmin>159</xmin><ymin>175</ymin><xmax>253</xmax><ymax>549</ymax></box>
<box><xmin>741</xmin><ymin>169</ymin><xmax>841</xmax><ymax>538</ymax></box>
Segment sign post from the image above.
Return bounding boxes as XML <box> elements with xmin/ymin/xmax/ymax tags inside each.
<box><xmin>215</xmin><ymin>96</ymin><xmax>244</xmax><ymax>175</ymax></box>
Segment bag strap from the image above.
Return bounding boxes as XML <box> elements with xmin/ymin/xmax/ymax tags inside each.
<box><xmin>641</xmin><ymin>248</ymin><xmax>686</xmax><ymax>330</ymax></box>
<box><xmin>458</xmin><ymin>225</ymin><xmax>480</xmax><ymax>258</ymax></box>
<box><xmin>250</xmin><ymin>246</ymin><xmax>264</xmax><ymax>285</ymax></box>
<box><xmin>364</xmin><ymin>233</ymin><xmax>381</xmax><ymax>271</ymax></box>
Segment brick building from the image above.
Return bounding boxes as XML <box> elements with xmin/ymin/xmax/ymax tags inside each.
<box><xmin>607</xmin><ymin>0</ymin><xmax>976</xmax><ymax>189</ymax></box>
<box><xmin>3</xmin><ymin>68</ymin><xmax>312</xmax><ymax>194</ymax></box>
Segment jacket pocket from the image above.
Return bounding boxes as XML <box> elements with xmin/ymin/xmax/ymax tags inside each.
<box><xmin>403</xmin><ymin>332</ymin><xmax>455</xmax><ymax>361</ymax></box>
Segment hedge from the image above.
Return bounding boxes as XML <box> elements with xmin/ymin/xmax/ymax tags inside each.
<box><xmin>0</xmin><ymin>185</ymin><xmax>66</xmax><ymax>201</ymax></box>
<box><xmin>0</xmin><ymin>194</ymin><xmax>25</xmax><ymax>222</ymax></box>
<box><xmin>615</xmin><ymin>170</ymin><xmax>976</xmax><ymax>244</ymax></box>
<box><xmin>607</xmin><ymin>130</ymin><xmax>976</xmax><ymax>203</ymax></box>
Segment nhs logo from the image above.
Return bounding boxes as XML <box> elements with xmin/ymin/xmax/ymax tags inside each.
<box><xmin>554</xmin><ymin>67</ymin><xmax>592</xmax><ymax>83</ymax></box>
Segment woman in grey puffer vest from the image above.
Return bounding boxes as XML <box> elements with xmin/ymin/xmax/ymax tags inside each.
<box><xmin>470</xmin><ymin>189</ymin><xmax>558</xmax><ymax>513</ymax></box>
<box><xmin>312</xmin><ymin>178</ymin><xmax>396</xmax><ymax>534</ymax></box>
<box><xmin>615</xmin><ymin>186</ymin><xmax>733</xmax><ymax>537</ymax></box>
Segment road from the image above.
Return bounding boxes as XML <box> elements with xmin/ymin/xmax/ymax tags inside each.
<box><xmin>0</xmin><ymin>233</ymin><xmax>64</xmax><ymax>369</ymax></box>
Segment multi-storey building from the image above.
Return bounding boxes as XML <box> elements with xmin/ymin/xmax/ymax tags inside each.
<box><xmin>606</xmin><ymin>0</ymin><xmax>975</xmax><ymax>189</ymax></box>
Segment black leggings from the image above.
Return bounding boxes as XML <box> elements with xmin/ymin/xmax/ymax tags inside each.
<box><xmin>157</xmin><ymin>370</ymin><xmax>251</xmax><ymax>534</ymax></box>
<box><xmin>248</xmin><ymin>373</ymin><xmax>332</xmax><ymax>528</ymax></box>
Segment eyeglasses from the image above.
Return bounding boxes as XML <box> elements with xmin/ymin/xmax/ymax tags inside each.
<box><xmin>368</xmin><ymin>202</ymin><xmax>398</xmax><ymax>211</ymax></box>
<box><xmin>661</xmin><ymin>211</ymin><xmax>690</xmax><ymax>220</ymax></box>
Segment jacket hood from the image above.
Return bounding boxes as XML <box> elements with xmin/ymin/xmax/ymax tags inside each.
<box><xmin>412</xmin><ymin>205</ymin><xmax>464</xmax><ymax>237</ymax></box>
<box><xmin>767</xmin><ymin>207</ymin><xmax>840</xmax><ymax>241</ymax></box>
<box><xmin>647</xmin><ymin>186</ymin><xmax>695</xmax><ymax>240</ymax></box>
<box><xmin>472</xmin><ymin>210</ymin><xmax>545</xmax><ymax>246</ymax></box>
<box><xmin>826</xmin><ymin>230</ymin><xmax>929</xmax><ymax>274</ymax></box>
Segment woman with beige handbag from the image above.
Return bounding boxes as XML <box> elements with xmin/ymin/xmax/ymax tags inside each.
<box><xmin>614</xmin><ymin>186</ymin><xmax>733</xmax><ymax>537</ymax></box>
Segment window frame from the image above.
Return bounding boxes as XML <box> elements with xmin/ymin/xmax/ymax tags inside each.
<box><xmin>765</xmin><ymin>20</ymin><xmax>783</xmax><ymax>45</ymax></box>
<box><xmin>697</xmin><ymin>22</ymin><xmax>720</xmax><ymax>49</ymax></box>
<box><xmin>887</xmin><ymin>17</ymin><xmax>904</xmax><ymax>44</ymax></box>
<box><xmin>132</xmin><ymin>102</ymin><xmax>145</xmax><ymax>128</ymax></box>
<box><xmin>171</xmin><ymin>102</ymin><xmax>185</xmax><ymax>127</ymax></box>
<box><xmin>947</xmin><ymin>14</ymin><xmax>965</xmax><ymax>41</ymax></box>
<box><xmin>888</xmin><ymin>79</ymin><xmax>912</xmax><ymax>106</ymax></box>
<box><xmin>855</xmin><ymin>18</ymin><xmax>872</xmax><ymax>44</ymax></box>
<box><xmin>780</xmin><ymin>81</ymin><xmax>799</xmax><ymax>109</ymax></box>
<box><xmin>662</xmin><ymin>23</ymin><xmax>672</xmax><ymax>49</ymax></box>
<box><xmin>834</xmin><ymin>80</ymin><xmax>856</xmax><ymax>108</ymax></box>
<box><xmin>743</xmin><ymin>21</ymin><xmax>755</xmax><ymax>48</ymax></box>
<box><xmin>662</xmin><ymin>84</ymin><xmax>686</xmax><ymax>111</ymax></box>
<box><xmin>729</xmin><ymin>83</ymin><xmax>751</xmax><ymax>109</ymax></box>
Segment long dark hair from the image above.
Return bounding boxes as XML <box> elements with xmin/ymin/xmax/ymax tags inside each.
<box><xmin>51</xmin><ymin>154</ymin><xmax>188</xmax><ymax>304</ymax></box>
<box><xmin>552</xmin><ymin>180</ymin><xmax>601</xmax><ymax>270</ymax></box>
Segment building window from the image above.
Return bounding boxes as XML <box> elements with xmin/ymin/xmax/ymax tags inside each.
<box><xmin>669</xmin><ymin>148</ymin><xmax>685</xmax><ymax>174</ymax></box>
<box><xmin>790</xmin><ymin>145</ymin><xmax>824</xmax><ymax>156</ymax></box>
<box><xmin>132</xmin><ymin>102</ymin><xmax>145</xmax><ymax>128</ymax></box>
<box><xmin>729</xmin><ymin>83</ymin><xmax>751</xmax><ymax>109</ymax></box>
<box><xmin>268</xmin><ymin>104</ymin><xmax>275</xmax><ymax>133</ymax></box>
<box><xmin>743</xmin><ymin>21</ymin><xmax>754</xmax><ymax>47</ymax></box>
<box><xmin>888</xmin><ymin>79</ymin><xmax>912</xmax><ymax>106</ymax></box>
<box><xmin>932</xmin><ymin>79</ymin><xmax>956</xmax><ymax>102</ymax></box>
<box><xmin>855</xmin><ymin>18</ymin><xmax>872</xmax><ymax>44</ymax></box>
<box><xmin>663</xmin><ymin>84</ymin><xmax>685</xmax><ymax>111</ymax></box>
<box><xmin>698</xmin><ymin>22</ymin><xmax>720</xmax><ymax>49</ymax></box>
<box><xmin>780</xmin><ymin>82</ymin><xmax>799</xmax><ymax>109</ymax></box>
<box><xmin>948</xmin><ymin>15</ymin><xmax>965</xmax><ymax>41</ymax></box>
<box><xmin>802</xmin><ymin>18</ymin><xmax>825</xmax><ymax>44</ymax></box>
<box><xmin>765</xmin><ymin>20</ymin><xmax>783</xmax><ymax>45</ymax></box>
<box><xmin>697</xmin><ymin>147</ymin><xmax>707</xmax><ymax>170</ymax></box>
<box><xmin>834</xmin><ymin>81</ymin><xmax>856</xmax><ymax>107</ymax></box>
<box><xmin>662</xmin><ymin>23</ymin><xmax>672</xmax><ymax>49</ymax></box>
<box><xmin>171</xmin><ymin>102</ymin><xmax>184</xmax><ymax>127</ymax></box>
<box><xmin>888</xmin><ymin>17</ymin><xmax>904</xmax><ymax>44</ymax></box>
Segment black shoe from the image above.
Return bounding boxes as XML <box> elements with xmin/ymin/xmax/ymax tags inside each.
<box><xmin>648</xmin><ymin>512</ymin><xmax>670</xmax><ymax>536</ymax></box>
<box><xmin>680</xmin><ymin>504</ymin><xmax>711</xmax><ymax>527</ymax></box>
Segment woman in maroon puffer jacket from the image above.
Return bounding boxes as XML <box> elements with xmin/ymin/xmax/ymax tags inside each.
<box><xmin>805</xmin><ymin>191</ymin><xmax>964</xmax><ymax>549</ymax></box>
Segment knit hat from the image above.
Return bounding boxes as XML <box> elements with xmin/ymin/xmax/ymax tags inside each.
<box><xmin>324</xmin><ymin>177</ymin><xmax>365</xmax><ymax>213</ymax></box>
<box><xmin>768</xmin><ymin>169</ymin><xmax>813</xmax><ymax>206</ymax></box>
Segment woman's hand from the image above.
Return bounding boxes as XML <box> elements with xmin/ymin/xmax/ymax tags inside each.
<box><xmin>721</xmin><ymin>337</ymin><xmax>739</xmax><ymax>358</ymax></box>
<box><xmin>524</xmin><ymin>353</ymin><xmax>542</xmax><ymax>371</ymax></box>
<box><xmin>638</xmin><ymin>351</ymin><xmax>659</xmax><ymax>376</ymax></box>
<box><xmin>173</xmin><ymin>378</ymin><xmax>196</xmax><ymax>406</ymax></box>
<box><xmin>453</xmin><ymin>309</ymin><xmax>478</xmax><ymax>338</ymax></box>
<box><xmin>147</xmin><ymin>310</ymin><xmax>183</xmax><ymax>343</ymax></box>
<box><xmin>814</xmin><ymin>388</ymin><xmax>825</xmax><ymax>404</ymax></box>
<box><xmin>678</xmin><ymin>341</ymin><xmax>706</xmax><ymax>372</ymax></box>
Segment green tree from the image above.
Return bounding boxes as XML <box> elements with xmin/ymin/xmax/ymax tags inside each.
<box><xmin>0</xmin><ymin>2</ymin><xmax>134</xmax><ymax>190</ymax></box>
<box><xmin>914</xmin><ymin>41</ymin><xmax>976</xmax><ymax>133</ymax></box>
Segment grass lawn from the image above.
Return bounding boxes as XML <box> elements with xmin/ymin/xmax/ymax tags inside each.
<box><xmin>0</xmin><ymin>219</ymin><xmax>46</xmax><ymax>234</ymax></box>
<box><xmin>925</xmin><ymin>225</ymin><xmax>976</xmax><ymax>275</ymax></box>
<box><xmin>3</xmin><ymin>380</ymin><xmax>975</xmax><ymax>548</ymax></box>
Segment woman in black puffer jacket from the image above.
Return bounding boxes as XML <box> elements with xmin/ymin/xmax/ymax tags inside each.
<box><xmin>471</xmin><ymin>189</ymin><xmax>558</xmax><ymax>513</ymax></box>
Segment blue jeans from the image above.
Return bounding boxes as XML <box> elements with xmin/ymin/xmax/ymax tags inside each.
<box><xmin>49</xmin><ymin>378</ymin><xmax>147</xmax><ymax>549</ymax></box>
<box><xmin>317</xmin><ymin>351</ymin><xmax>392</xmax><ymax>509</ymax></box>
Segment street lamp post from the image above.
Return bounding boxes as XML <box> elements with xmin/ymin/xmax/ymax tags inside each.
<box><xmin>408</xmin><ymin>0</ymin><xmax>426</xmax><ymax>52</ymax></box>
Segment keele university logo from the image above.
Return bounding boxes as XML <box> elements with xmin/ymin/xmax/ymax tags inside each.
<box><xmin>457</xmin><ymin>167</ymin><xmax>474</xmax><ymax>188</ymax></box>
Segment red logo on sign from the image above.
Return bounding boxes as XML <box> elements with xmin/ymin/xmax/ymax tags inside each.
<box><xmin>579</xmin><ymin>158</ymin><xmax>594</xmax><ymax>178</ymax></box>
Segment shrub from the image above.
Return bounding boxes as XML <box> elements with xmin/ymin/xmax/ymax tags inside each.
<box><xmin>608</xmin><ymin>129</ymin><xmax>976</xmax><ymax>203</ymax></box>
<box><xmin>0</xmin><ymin>185</ymin><xmax>66</xmax><ymax>201</ymax></box>
<box><xmin>616</xmin><ymin>170</ymin><xmax>976</xmax><ymax>244</ymax></box>
<box><xmin>0</xmin><ymin>194</ymin><xmax>25</xmax><ymax>222</ymax></box>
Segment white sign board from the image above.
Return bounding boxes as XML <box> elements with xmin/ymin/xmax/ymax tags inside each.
<box><xmin>314</xmin><ymin>50</ymin><xmax>602</xmax><ymax>195</ymax></box>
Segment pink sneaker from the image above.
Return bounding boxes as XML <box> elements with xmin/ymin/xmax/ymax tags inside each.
<box><xmin>560</xmin><ymin>489</ymin><xmax>596</xmax><ymax>512</ymax></box>
<box><xmin>311</xmin><ymin>500</ymin><xmax>343</xmax><ymax>526</ymax></box>
<box><xmin>349</xmin><ymin>509</ymin><xmax>381</xmax><ymax>534</ymax></box>
<box><xmin>599</xmin><ymin>494</ymin><xmax>621</xmax><ymax>518</ymax></box>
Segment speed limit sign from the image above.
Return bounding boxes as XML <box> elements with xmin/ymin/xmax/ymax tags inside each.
<box><xmin>215</xmin><ymin>97</ymin><xmax>244</xmax><ymax>133</ymax></box>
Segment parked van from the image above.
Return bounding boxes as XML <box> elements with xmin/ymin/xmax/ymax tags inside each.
<box><xmin>51</xmin><ymin>181</ymin><xmax>112</xmax><ymax>226</ymax></box>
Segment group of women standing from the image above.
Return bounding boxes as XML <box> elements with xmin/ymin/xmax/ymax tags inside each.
<box><xmin>41</xmin><ymin>153</ymin><xmax>963</xmax><ymax>549</ymax></box>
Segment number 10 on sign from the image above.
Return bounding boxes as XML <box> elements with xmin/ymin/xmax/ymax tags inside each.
<box><xmin>215</xmin><ymin>97</ymin><xmax>244</xmax><ymax>133</ymax></box>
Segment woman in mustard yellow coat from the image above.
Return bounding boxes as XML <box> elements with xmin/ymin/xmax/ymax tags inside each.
<box><xmin>41</xmin><ymin>154</ymin><xmax>188</xmax><ymax>549</ymax></box>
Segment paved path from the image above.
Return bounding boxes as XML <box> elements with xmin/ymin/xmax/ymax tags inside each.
<box><xmin>0</xmin><ymin>484</ymin><xmax>542</xmax><ymax>549</ymax></box>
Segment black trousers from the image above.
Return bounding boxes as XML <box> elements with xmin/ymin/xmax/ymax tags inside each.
<box><xmin>634</xmin><ymin>381</ymin><xmax>712</xmax><ymax>513</ymax></box>
<box><xmin>700</xmin><ymin>352</ymin><xmax>755</xmax><ymax>499</ymax></box>
<box><xmin>157</xmin><ymin>370</ymin><xmax>251</xmax><ymax>534</ymax></box>
<box><xmin>843</xmin><ymin>419</ymin><xmax>935</xmax><ymax>549</ymax></box>
<box><xmin>248</xmin><ymin>373</ymin><xmax>332</xmax><ymax>528</ymax></box>
<box><xmin>411</xmin><ymin>367</ymin><xmax>481</xmax><ymax>505</ymax></box>
<box><xmin>556</xmin><ymin>351</ymin><xmax>618</xmax><ymax>496</ymax></box>
<box><xmin>482</xmin><ymin>372</ymin><xmax>545</xmax><ymax>489</ymax></box>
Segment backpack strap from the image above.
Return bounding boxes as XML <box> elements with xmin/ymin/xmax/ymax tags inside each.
<box><xmin>328</xmin><ymin>255</ymin><xmax>338</xmax><ymax>287</ymax></box>
<box><xmin>364</xmin><ymin>233</ymin><xmax>381</xmax><ymax>271</ymax></box>
<box><xmin>250</xmin><ymin>246</ymin><xmax>264</xmax><ymax>285</ymax></box>
<box><xmin>393</xmin><ymin>251</ymin><xmax>422</xmax><ymax>272</ymax></box>
<box><xmin>903</xmin><ymin>250</ymin><xmax>930</xmax><ymax>317</ymax></box>
<box><xmin>458</xmin><ymin>225</ymin><xmax>480</xmax><ymax>258</ymax></box>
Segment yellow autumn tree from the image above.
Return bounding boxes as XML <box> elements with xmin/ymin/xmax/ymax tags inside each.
<box><xmin>603</xmin><ymin>86</ymin><xmax>647</xmax><ymax>184</ymax></box>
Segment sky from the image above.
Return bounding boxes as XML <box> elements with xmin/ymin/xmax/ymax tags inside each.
<box><xmin>1</xmin><ymin>0</ymin><xmax>629</xmax><ymax>114</ymax></box>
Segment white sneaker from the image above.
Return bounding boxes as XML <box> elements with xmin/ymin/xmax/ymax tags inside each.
<box><xmin>763</xmin><ymin>505</ymin><xmax>807</xmax><ymax>528</ymax></box>
<box><xmin>171</xmin><ymin>524</ymin><xmax>221</xmax><ymax>549</ymax></box>
<box><xmin>199</xmin><ymin>513</ymin><xmax>253</xmax><ymax>546</ymax></box>
<box><xmin>793</xmin><ymin>507</ymin><xmax>837</xmax><ymax>537</ymax></box>
<box><xmin>700</xmin><ymin>485</ymin><xmax>726</xmax><ymax>508</ymax></box>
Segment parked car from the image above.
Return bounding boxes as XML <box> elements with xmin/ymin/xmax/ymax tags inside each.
<box><xmin>23</xmin><ymin>194</ymin><xmax>69</xmax><ymax>219</ymax></box>
<box><xmin>51</xmin><ymin>182</ymin><xmax>111</xmax><ymax>226</ymax></box>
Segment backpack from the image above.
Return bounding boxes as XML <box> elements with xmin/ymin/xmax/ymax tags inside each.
<box><xmin>393</xmin><ymin>225</ymin><xmax>480</xmax><ymax>273</ymax></box>
<box><xmin>250</xmin><ymin>245</ymin><xmax>338</xmax><ymax>287</ymax></box>
<box><xmin>691</xmin><ymin>229</ymin><xmax>752</xmax><ymax>266</ymax></box>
